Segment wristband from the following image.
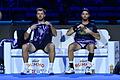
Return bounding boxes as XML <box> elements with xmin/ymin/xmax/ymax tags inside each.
<box><xmin>73</xmin><ymin>26</ymin><xmax>77</xmax><ymax>32</ymax></box>
<box><xmin>26</xmin><ymin>28</ymin><xmax>31</xmax><ymax>34</ymax></box>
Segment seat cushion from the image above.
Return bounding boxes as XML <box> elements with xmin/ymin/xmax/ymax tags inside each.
<box><xmin>11</xmin><ymin>48</ymin><xmax>60</xmax><ymax>56</ymax></box>
<box><xmin>60</xmin><ymin>48</ymin><xmax>108</xmax><ymax>56</ymax></box>
<box><xmin>11</xmin><ymin>47</ymin><xmax>107</xmax><ymax>57</ymax></box>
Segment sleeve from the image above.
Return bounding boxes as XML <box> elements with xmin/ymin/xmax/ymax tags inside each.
<box><xmin>93</xmin><ymin>25</ymin><xmax>99</xmax><ymax>33</ymax></box>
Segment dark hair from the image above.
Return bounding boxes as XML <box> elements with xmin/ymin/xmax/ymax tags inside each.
<box><xmin>82</xmin><ymin>8</ymin><xmax>90</xmax><ymax>14</ymax></box>
<box><xmin>36</xmin><ymin>8</ymin><xmax>46</xmax><ymax>14</ymax></box>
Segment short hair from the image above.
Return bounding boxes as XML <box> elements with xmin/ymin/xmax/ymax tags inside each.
<box><xmin>82</xmin><ymin>8</ymin><xmax>90</xmax><ymax>14</ymax></box>
<box><xmin>36</xmin><ymin>8</ymin><xmax>46</xmax><ymax>14</ymax></box>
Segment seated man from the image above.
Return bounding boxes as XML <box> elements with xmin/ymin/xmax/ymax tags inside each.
<box><xmin>21</xmin><ymin>8</ymin><xmax>57</xmax><ymax>75</ymax></box>
<box><xmin>65</xmin><ymin>8</ymin><xmax>100</xmax><ymax>74</ymax></box>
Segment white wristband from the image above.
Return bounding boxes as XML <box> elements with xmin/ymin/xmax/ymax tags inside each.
<box><xmin>26</xmin><ymin>28</ymin><xmax>31</xmax><ymax>34</ymax></box>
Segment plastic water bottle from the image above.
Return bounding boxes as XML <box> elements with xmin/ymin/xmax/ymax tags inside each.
<box><xmin>110</xmin><ymin>64</ymin><xmax>113</xmax><ymax>74</ymax></box>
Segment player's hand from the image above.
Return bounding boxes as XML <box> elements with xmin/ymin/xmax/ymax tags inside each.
<box><xmin>77</xmin><ymin>24</ymin><xmax>86</xmax><ymax>30</ymax></box>
<box><xmin>45</xmin><ymin>21</ymin><xmax>50</xmax><ymax>25</ymax></box>
<box><xmin>83</xmin><ymin>28</ymin><xmax>92</xmax><ymax>34</ymax></box>
<box><xmin>45</xmin><ymin>21</ymin><xmax>52</xmax><ymax>27</ymax></box>
<box><xmin>45</xmin><ymin>21</ymin><xmax>53</xmax><ymax>28</ymax></box>
<box><xmin>77</xmin><ymin>24</ymin><xmax>84</xmax><ymax>28</ymax></box>
<box><xmin>30</xmin><ymin>24</ymin><xmax>37</xmax><ymax>30</ymax></box>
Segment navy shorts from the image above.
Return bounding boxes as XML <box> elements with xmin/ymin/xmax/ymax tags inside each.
<box><xmin>31</xmin><ymin>41</ymin><xmax>51</xmax><ymax>53</ymax></box>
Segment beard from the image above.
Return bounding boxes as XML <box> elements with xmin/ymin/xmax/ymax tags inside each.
<box><xmin>82</xmin><ymin>16</ymin><xmax>89</xmax><ymax>20</ymax></box>
<box><xmin>82</xmin><ymin>18</ymin><xmax>89</xmax><ymax>21</ymax></box>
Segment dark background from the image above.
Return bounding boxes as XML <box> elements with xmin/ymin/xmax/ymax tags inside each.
<box><xmin>0</xmin><ymin>0</ymin><xmax>120</xmax><ymax>24</ymax></box>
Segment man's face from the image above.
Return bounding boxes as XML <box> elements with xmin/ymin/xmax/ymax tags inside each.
<box><xmin>81</xmin><ymin>11</ymin><xmax>90</xmax><ymax>20</ymax></box>
<box><xmin>36</xmin><ymin>11</ymin><xmax>45</xmax><ymax>21</ymax></box>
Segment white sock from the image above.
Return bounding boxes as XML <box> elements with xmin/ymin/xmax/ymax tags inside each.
<box><xmin>69</xmin><ymin>61</ymin><xmax>73</xmax><ymax>63</ymax></box>
<box><xmin>24</xmin><ymin>63</ymin><xmax>29</xmax><ymax>70</ymax></box>
<box><xmin>49</xmin><ymin>63</ymin><xmax>53</xmax><ymax>70</ymax></box>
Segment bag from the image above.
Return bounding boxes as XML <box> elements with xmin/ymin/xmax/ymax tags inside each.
<box><xmin>113</xmin><ymin>61</ymin><xmax>120</xmax><ymax>74</ymax></box>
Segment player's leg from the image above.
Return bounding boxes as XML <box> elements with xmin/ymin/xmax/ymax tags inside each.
<box><xmin>85</xmin><ymin>43</ymin><xmax>95</xmax><ymax>75</ymax></box>
<box><xmin>65</xmin><ymin>42</ymin><xmax>81</xmax><ymax>74</ymax></box>
<box><xmin>21</xmin><ymin>43</ymin><xmax>36</xmax><ymax>74</ymax></box>
<box><xmin>44</xmin><ymin>42</ymin><xmax>55</xmax><ymax>75</ymax></box>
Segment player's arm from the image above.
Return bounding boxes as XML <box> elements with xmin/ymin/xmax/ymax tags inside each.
<box><xmin>89</xmin><ymin>31</ymin><xmax>100</xmax><ymax>40</ymax></box>
<box><xmin>66</xmin><ymin>27</ymin><xmax>75</xmax><ymax>36</ymax></box>
<box><xmin>66</xmin><ymin>23</ymin><xmax>84</xmax><ymax>36</ymax></box>
<box><xmin>24</xmin><ymin>24</ymin><xmax>37</xmax><ymax>40</ymax></box>
<box><xmin>45</xmin><ymin>21</ymin><xmax>57</xmax><ymax>37</ymax></box>
<box><xmin>84</xmin><ymin>27</ymin><xmax>101</xmax><ymax>40</ymax></box>
<box><xmin>50</xmin><ymin>25</ymin><xmax>57</xmax><ymax>37</ymax></box>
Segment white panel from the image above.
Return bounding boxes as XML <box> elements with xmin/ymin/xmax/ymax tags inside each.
<box><xmin>4</xmin><ymin>42</ymin><xmax>11</xmax><ymax>74</ymax></box>
<box><xmin>66</xmin><ymin>57</ymin><xmax>108</xmax><ymax>73</ymax></box>
<box><xmin>11</xmin><ymin>57</ymin><xmax>65</xmax><ymax>74</ymax></box>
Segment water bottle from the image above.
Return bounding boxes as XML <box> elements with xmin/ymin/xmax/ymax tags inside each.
<box><xmin>110</xmin><ymin>64</ymin><xmax>113</xmax><ymax>74</ymax></box>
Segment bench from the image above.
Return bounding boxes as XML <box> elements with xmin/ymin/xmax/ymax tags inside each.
<box><xmin>4</xmin><ymin>29</ymin><xmax>119</xmax><ymax>74</ymax></box>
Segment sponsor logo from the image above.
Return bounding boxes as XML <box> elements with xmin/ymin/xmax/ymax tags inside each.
<box><xmin>74</xmin><ymin>59</ymin><xmax>93</xmax><ymax>72</ymax></box>
<box><xmin>27</xmin><ymin>59</ymin><xmax>47</xmax><ymax>74</ymax></box>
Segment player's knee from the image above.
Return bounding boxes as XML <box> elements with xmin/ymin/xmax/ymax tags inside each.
<box><xmin>88</xmin><ymin>50</ymin><xmax>94</xmax><ymax>53</ymax></box>
<box><xmin>49</xmin><ymin>43</ymin><xmax>55</xmax><ymax>49</ymax></box>
<box><xmin>68</xmin><ymin>44</ymin><xmax>74</xmax><ymax>51</ymax></box>
<box><xmin>22</xmin><ymin>43</ymin><xmax>29</xmax><ymax>50</ymax></box>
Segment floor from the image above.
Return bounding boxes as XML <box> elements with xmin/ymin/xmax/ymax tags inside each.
<box><xmin>0</xmin><ymin>73</ymin><xmax>120</xmax><ymax>80</ymax></box>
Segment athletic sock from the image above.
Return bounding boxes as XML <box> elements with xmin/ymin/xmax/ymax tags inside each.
<box><xmin>88</xmin><ymin>53</ymin><xmax>94</xmax><ymax>62</ymax></box>
<box><xmin>69</xmin><ymin>61</ymin><xmax>74</xmax><ymax>69</ymax></box>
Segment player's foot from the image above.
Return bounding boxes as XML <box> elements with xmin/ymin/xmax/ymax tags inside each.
<box><xmin>21</xmin><ymin>69</ymin><xmax>30</xmax><ymax>75</ymax></box>
<box><xmin>85</xmin><ymin>66</ymin><xmax>92</xmax><ymax>75</ymax></box>
<box><xmin>48</xmin><ymin>68</ymin><xmax>54</xmax><ymax>75</ymax></box>
<box><xmin>65</xmin><ymin>67</ymin><xmax>75</xmax><ymax>74</ymax></box>
<box><xmin>85</xmin><ymin>61</ymin><xmax>92</xmax><ymax>75</ymax></box>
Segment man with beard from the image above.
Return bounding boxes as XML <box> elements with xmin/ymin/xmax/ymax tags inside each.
<box><xmin>21</xmin><ymin>8</ymin><xmax>57</xmax><ymax>75</ymax></box>
<box><xmin>65</xmin><ymin>8</ymin><xmax>100</xmax><ymax>74</ymax></box>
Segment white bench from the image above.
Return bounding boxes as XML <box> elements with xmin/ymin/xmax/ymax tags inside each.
<box><xmin>4</xmin><ymin>29</ymin><xmax>119</xmax><ymax>74</ymax></box>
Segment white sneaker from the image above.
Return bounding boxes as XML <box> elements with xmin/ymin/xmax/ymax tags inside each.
<box><xmin>21</xmin><ymin>69</ymin><xmax>30</xmax><ymax>75</ymax></box>
<box><xmin>65</xmin><ymin>67</ymin><xmax>75</xmax><ymax>74</ymax></box>
<box><xmin>48</xmin><ymin>68</ymin><xmax>54</xmax><ymax>75</ymax></box>
<box><xmin>85</xmin><ymin>66</ymin><xmax>92</xmax><ymax>75</ymax></box>
<box><xmin>85</xmin><ymin>61</ymin><xmax>92</xmax><ymax>75</ymax></box>
<box><xmin>21</xmin><ymin>63</ymin><xmax>30</xmax><ymax>75</ymax></box>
